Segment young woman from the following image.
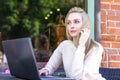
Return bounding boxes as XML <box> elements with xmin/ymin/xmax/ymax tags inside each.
<box><xmin>39</xmin><ymin>7</ymin><xmax>106</xmax><ymax>80</ymax></box>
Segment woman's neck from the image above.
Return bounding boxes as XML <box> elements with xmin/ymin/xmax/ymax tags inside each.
<box><xmin>73</xmin><ymin>37</ymin><xmax>79</xmax><ymax>47</ymax></box>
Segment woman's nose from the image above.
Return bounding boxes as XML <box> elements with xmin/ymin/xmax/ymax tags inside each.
<box><xmin>70</xmin><ymin>23</ymin><xmax>75</xmax><ymax>28</ymax></box>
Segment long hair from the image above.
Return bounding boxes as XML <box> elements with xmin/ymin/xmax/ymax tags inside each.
<box><xmin>65</xmin><ymin>7</ymin><xmax>92</xmax><ymax>54</ymax></box>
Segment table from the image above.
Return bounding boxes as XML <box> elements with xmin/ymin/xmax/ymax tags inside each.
<box><xmin>0</xmin><ymin>62</ymin><xmax>66</xmax><ymax>80</ymax></box>
<box><xmin>0</xmin><ymin>62</ymin><xmax>47</xmax><ymax>80</ymax></box>
<box><xmin>0</xmin><ymin>72</ymin><xmax>25</xmax><ymax>80</ymax></box>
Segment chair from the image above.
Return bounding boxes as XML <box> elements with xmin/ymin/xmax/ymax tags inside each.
<box><xmin>99</xmin><ymin>68</ymin><xmax>120</xmax><ymax>80</ymax></box>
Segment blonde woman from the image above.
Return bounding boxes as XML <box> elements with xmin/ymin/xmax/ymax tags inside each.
<box><xmin>39</xmin><ymin>7</ymin><xmax>106</xmax><ymax>80</ymax></box>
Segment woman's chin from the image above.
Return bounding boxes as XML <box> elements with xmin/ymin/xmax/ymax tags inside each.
<box><xmin>70</xmin><ymin>35</ymin><xmax>78</xmax><ymax>38</ymax></box>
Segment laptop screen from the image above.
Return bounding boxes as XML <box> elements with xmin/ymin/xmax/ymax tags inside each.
<box><xmin>2</xmin><ymin>38</ymin><xmax>40</xmax><ymax>80</ymax></box>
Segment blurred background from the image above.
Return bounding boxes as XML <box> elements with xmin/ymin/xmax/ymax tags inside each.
<box><xmin>0</xmin><ymin>0</ymin><xmax>87</xmax><ymax>62</ymax></box>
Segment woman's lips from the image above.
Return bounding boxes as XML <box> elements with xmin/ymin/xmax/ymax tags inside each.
<box><xmin>71</xmin><ymin>30</ymin><xmax>76</xmax><ymax>33</ymax></box>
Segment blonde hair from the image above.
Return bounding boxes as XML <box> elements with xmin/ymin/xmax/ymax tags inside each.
<box><xmin>65</xmin><ymin>7</ymin><xmax>92</xmax><ymax>53</ymax></box>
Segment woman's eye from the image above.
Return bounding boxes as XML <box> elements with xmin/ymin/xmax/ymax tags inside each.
<box><xmin>67</xmin><ymin>21</ymin><xmax>71</xmax><ymax>25</ymax></box>
<box><xmin>74</xmin><ymin>20</ymin><xmax>80</xmax><ymax>23</ymax></box>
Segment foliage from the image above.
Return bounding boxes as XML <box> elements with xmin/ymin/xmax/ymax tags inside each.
<box><xmin>0</xmin><ymin>0</ymin><xmax>42</xmax><ymax>39</ymax></box>
<box><xmin>0</xmin><ymin>0</ymin><xmax>84</xmax><ymax>39</ymax></box>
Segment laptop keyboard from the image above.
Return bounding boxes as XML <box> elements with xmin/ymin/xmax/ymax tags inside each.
<box><xmin>40</xmin><ymin>75</ymin><xmax>75</xmax><ymax>80</ymax></box>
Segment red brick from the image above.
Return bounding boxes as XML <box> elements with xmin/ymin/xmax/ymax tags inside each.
<box><xmin>101</xmin><ymin>11</ymin><xmax>106</xmax><ymax>22</ymax></box>
<box><xmin>101</xmin><ymin>16</ymin><xmax>106</xmax><ymax>22</ymax></box>
<box><xmin>101</xmin><ymin>3</ymin><xmax>111</xmax><ymax>9</ymax></box>
<box><xmin>101</xmin><ymin>41</ymin><xmax>110</xmax><ymax>48</ymax></box>
<box><xmin>106</xmin><ymin>49</ymin><xmax>118</xmax><ymax>55</ymax></box>
<box><xmin>109</xmin><ymin>62</ymin><xmax>120</xmax><ymax>68</ymax></box>
<box><xmin>107</xmin><ymin>21</ymin><xmax>116</xmax><ymax>27</ymax></box>
<box><xmin>116</xmin><ymin>22</ymin><xmax>120</xmax><ymax>27</ymax></box>
<box><xmin>108</xmin><ymin>10</ymin><xmax>115</xmax><ymax>16</ymax></box>
<box><xmin>101</xmin><ymin>0</ymin><xmax>113</xmax><ymax>3</ymax></box>
<box><xmin>101</xmin><ymin>35</ymin><xmax>115</xmax><ymax>41</ymax></box>
<box><xmin>107</xmin><ymin>28</ymin><xmax>120</xmax><ymax>35</ymax></box>
<box><xmin>114</xmin><ymin>0</ymin><xmax>120</xmax><ymax>3</ymax></box>
<box><xmin>107</xmin><ymin>15</ymin><xmax>120</xmax><ymax>21</ymax></box>
<box><xmin>101</xmin><ymin>23</ymin><xmax>106</xmax><ymax>34</ymax></box>
<box><xmin>112</xmin><ymin>42</ymin><xmax>120</xmax><ymax>48</ymax></box>
<box><xmin>107</xmin><ymin>28</ymin><xmax>116</xmax><ymax>34</ymax></box>
<box><xmin>116</xmin><ymin>36</ymin><xmax>120</xmax><ymax>42</ymax></box>
<box><xmin>111</xmin><ymin>4</ymin><xmax>120</xmax><ymax>10</ymax></box>
<box><xmin>101</xmin><ymin>10</ymin><xmax>106</xmax><ymax>15</ymax></box>
<box><xmin>119</xmin><ymin>50</ymin><xmax>120</xmax><ymax>54</ymax></box>
<box><xmin>109</xmin><ymin>55</ymin><xmax>120</xmax><ymax>61</ymax></box>
<box><xmin>116</xmin><ymin>12</ymin><xmax>120</xmax><ymax>16</ymax></box>
<box><xmin>101</xmin><ymin>12</ymin><xmax>107</xmax><ymax>22</ymax></box>
<box><xmin>101</xmin><ymin>62</ymin><xmax>107</xmax><ymax>68</ymax></box>
<box><xmin>115</xmin><ymin>28</ymin><xmax>120</xmax><ymax>34</ymax></box>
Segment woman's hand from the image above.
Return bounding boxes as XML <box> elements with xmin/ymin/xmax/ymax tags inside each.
<box><xmin>39</xmin><ymin>68</ymin><xmax>49</xmax><ymax>76</ymax></box>
<box><xmin>79</xmin><ymin>28</ymin><xmax>90</xmax><ymax>46</ymax></box>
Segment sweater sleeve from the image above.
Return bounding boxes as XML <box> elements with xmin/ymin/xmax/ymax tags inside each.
<box><xmin>44</xmin><ymin>43</ymin><xmax>63</xmax><ymax>74</ymax></box>
<box><xmin>70</xmin><ymin>45</ymin><xmax>85</xmax><ymax>78</ymax></box>
<box><xmin>70</xmin><ymin>43</ymin><xmax>105</xmax><ymax>80</ymax></box>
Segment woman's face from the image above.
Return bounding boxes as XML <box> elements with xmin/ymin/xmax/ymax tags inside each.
<box><xmin>66</xmin><ymin>12</ymin><xmax>82</xmax><ymax>38</ymax></box>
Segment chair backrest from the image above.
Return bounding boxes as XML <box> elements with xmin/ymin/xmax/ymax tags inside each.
<box><xmin>99</xmin><ymin>68</ymin><xmax>120</xmax><ymax>80</ymax></box>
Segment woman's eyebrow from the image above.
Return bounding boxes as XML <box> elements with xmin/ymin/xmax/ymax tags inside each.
<box><xmin>74</xmin><ymin>19</ymin><xmax>81</xmax><ymax>21</ymax></box>
<box><xmin>66</xmin><ymin>20</ymin><xmax>71</xmax><ymax>22</ymax></box>
<box><xmin>67</xmin><ymin>19</ymin><xmax>81</xmax><ymax>21</ymax></box>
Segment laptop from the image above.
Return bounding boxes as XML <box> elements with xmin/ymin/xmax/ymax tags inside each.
<box><xmin>2</xmin><ymin>38</ymin><xmax>74</xmax><ymax>80</ymax></box>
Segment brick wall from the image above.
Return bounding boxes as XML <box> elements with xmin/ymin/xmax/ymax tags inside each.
<box><xmin>100</xmin><ymin>0</ymin><xmax>120</xmax><ymax>68</ymax></box>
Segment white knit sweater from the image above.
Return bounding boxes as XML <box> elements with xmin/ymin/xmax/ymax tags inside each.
<box><xmin>44</xmin><ymin>40</ymin><xmax>106</xmax><ymax>80</ymax></box>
